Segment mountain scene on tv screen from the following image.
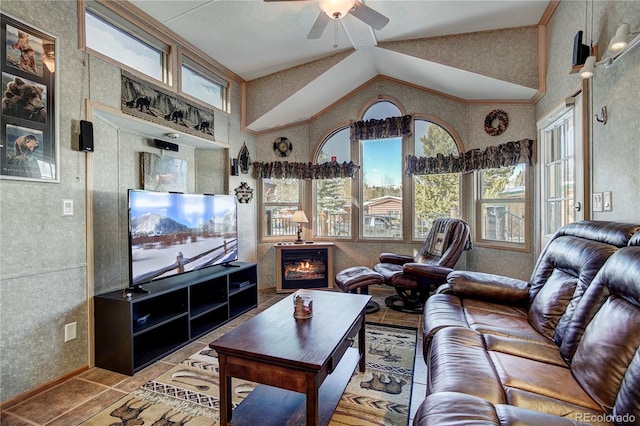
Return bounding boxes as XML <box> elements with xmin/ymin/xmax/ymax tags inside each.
<box><xmin>130</xmin><ymin>211</ymin><xmax>237</xmax><ymax>284</ymax></box>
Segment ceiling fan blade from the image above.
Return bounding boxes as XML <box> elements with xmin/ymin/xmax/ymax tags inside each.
<box><xmin>307</xmin><ymin>12</ymin><xmax>330</xmax><ymax>39</ymax></box>
<box><xmin>348</xmin><ymin>0</ymin><xmax>389</xmax><ymax>30</ymax></box>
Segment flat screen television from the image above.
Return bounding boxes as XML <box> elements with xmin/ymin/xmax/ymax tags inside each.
<box><xmin>127</xmin><ymin>189</ymin><xmax>238</xmax><ymax>290</ymax></box>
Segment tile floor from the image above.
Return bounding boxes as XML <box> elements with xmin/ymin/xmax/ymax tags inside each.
<box><xmin>1</xmin><ymin>286</ymin><xmax>426</xmax><ymax>426</ymax></box>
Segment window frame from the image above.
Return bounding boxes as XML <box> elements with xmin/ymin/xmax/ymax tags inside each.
<box><xmin>311</xmin><ymin>125</ymin><xmax>353</xmax><ymax>240</ymax></box>
<box><xmin>79</xmin><ymin>1</ymin><xmax>232</xmax><ymax>115</ymax></box>
<box><xmin>81</xmin><ymin>2</ymin><xmax>171</xmax><ymax>85</ymax></box>
<box><xmin>179</xmin><ymin>49</ymin><xmax>230</xmax><ymax>113</ymax></box>
<box><xmin>473</xmin><ymin>164</ymin><xmax>530</xmax><ymax>252</ymax></box>
<box><xmin>411</xmin><ymin>115</ymin><xmax>464</xmax><ymax>242</ymax></box>
<box><xmin>358</xmin><ymin>99</ymin><xmax>405</xmax><ymax>241</ymax></box>
<box><xmin>310</xmin><ymin>104</ymin><xmax>467</xmax><ymax>244</ymax></box>
<box><xmin>259</xmin><ymin>178</ymin><xmax>304</xmax><ymax>242</ymax></box>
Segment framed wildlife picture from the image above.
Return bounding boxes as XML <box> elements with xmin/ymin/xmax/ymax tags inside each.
<box><xmin>140</xmin><ymin>152</ymin><xmax>188</xmax><ymax>193</ymax></box>
<box><xmin>1</xmin><ymin>14</ymin><xmax>58</xmax><ymax>182</ymax></box>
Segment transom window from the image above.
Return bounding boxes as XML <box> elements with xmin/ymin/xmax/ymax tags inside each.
<box><xmin>82</xmin><ymin>2</ymin><xmax>230</xmax><ymax>113</ymax></box>
<box><xmin>84</xmin><ymin>9</ymin><xmax>166</xmax><ymax>82</ymax></box>
<box><xmin>181</xmin><ymin>57</ymin><xmax>228</xmax><ymax>111</ymax></box>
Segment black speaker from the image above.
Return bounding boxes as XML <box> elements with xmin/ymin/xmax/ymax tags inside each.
<box><xmin>153</xmin><ymin>139</ymin><xmax>179</xmax><ymax>152</ymax></box>
<box><xmin>572</xmin><ymin>31</ymin><xmax>590</xmax><ymax>67</ymax></box>
<box><xmin>79</xmin><ymin>120</ymin><xmax>94</xmax><ymax>152</ymax></box>
<box><xmin>231</xmin><ymin>158</ymin><xmax>239</xmax><ymax>176</ymax></box>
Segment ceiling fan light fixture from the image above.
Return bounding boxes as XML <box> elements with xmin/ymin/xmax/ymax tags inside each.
<box><xmin>319</xmin><ymin>0</ymin><xmax>354</xmax><ymax>19</ymax></box>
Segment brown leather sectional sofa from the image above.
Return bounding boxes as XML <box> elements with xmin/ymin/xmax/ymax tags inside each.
<box><xmin>415</xmin><ymin>221</ymin><xmax>640</xmax><ymax>425</ymax></box>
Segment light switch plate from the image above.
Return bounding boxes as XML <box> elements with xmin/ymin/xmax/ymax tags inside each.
<box><xmin>592</xmin><ymin>192</ymin><xmax>603</xmax><ymax>212</ymax></box>
<box><xmin>603</xmin><ymin>191</ymin><xmax>612</xmax><ymax>212</ymax></box>
<box><xmin>62</xmin><ymin>199</ymin><xmax>74</xmax><ymax>216</ymax></box>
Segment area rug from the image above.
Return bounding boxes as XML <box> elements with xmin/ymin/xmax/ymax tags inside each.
<box><xmin>83</xmin><ymin>323</ymin><xmax>417</xmax><ymax>426</ymax></box>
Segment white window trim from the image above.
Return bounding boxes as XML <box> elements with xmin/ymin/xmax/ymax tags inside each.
<box><xmin>473</xmin><ymin>166</ymin><xmax>530</xmax><ymax>252</ymax></box>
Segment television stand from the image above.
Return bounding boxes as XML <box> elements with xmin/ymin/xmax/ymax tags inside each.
<box><xmin>95</xmin><ymin>262</ymin><xmax>258</xmax><ymax>375</ymax></box>
<box><xmin>222</xmin><ymin>262</ymin><xmax>241</xmax><ymax>268</ymax></box>
<box><xmin>126</xmin><ymin>286</ymin><xmax>150</xmax><ymax>294</ymax></box>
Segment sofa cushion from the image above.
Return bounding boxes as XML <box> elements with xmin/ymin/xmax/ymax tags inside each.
<box><xmin>528</xmin><ymin>268</ymin><xmax>577</xmax><ymax>339</ymax></box>
<box><xmin>428</xmin><ymin>327</ymin><xmax>506</xmax><ymax>404</ymax></box>
<box><xmin>483</xmin><ymin>334</ymin><xmax>565</xmax><ymax>366</ymax></box>
<box><xmin>572</xmin><ymin>296</ymin><xmax>640</xmax><ymax>411</ymax></box>
<box><xmin>613</xmin><ymin>349</ymin><xmax>640</xmax><ymax>422</ymax></box>
<box><xmin>414</xmin><ymin>392</ymin><xmax>598</xmax><ymax>426</ymax></box>
<box><xmin>490</xmin><ymin>352</ymin><xmax>602</xmax><ymax>411</ymax></box>
<box><xmin>570</xmin><ymin>246</ymin><xmax>640</xmax><ymax>412</ymax></box>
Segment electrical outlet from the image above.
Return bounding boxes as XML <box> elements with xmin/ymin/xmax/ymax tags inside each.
<box><xmin>64</xmin><ymin>322</ymin><xmax>77</xmax><ymax>342</ymax></box>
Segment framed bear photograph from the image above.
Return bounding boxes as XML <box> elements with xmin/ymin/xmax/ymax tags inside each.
<box><xmin>1</xmin><ymin>14</ymin><xmax>58</xmax><ymax>182</ymax></box>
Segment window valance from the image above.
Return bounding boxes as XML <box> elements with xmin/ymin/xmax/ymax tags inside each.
<box><xmin>253</xmin><ymin>161</ymin><xmax>360</xmax><ymax>180</ymax></box>
<box><xmin>405</xmin><ymin>139</ymin><xmax>534</xmax><ymax>175</ymax></box>
<box><xmin>350</xmin><ymin>115</ymin><xmax>413</xmax><ymax>141</ymax></box>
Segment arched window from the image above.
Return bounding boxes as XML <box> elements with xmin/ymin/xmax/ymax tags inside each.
<box><xmin>412</xmin><ymin>118</ymin><xmax>461</xmax><ymax>239</ymax></box>
<box><xmin>312</xmin><ymin>101</ymin><xmax>462</xmax><ymax>242</ymax></box>
<box><xmin>313</xmin><ymin>127</ymin><xmax>351</xmax><ymax>237</ymax></box>
<box><xmin>360</xmin><ymin>100</ymin><xmax>403</xmax><ymax>239</ymax></box>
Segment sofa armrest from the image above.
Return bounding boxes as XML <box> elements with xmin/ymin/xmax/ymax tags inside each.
<box><xmin>379</xmin><ymin>252</ymin><xmax>414</xmax><ymax>265</ymax></box>
<box><xmin>436</xmin><ymin>271</ymin><xmax>529</xmax><ymax>305</ymax></box>
<box><xmin>403</xmin><ymin>263</ymin><xmax>453</xmax><ymax>282</ymax></box>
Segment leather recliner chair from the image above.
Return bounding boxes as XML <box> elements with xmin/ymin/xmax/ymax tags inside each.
<box><xmin>374</xmin><ymin>217</ymin><xmax>471</xmax><ymax>314</ymax></box>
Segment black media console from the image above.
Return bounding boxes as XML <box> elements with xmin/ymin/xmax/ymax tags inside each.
<box><xmin>94</xmin><ymin>262</ymin><xmax>258</xmax><ymax>375</ymax></box>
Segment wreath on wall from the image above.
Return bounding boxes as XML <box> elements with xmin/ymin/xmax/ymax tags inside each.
<box><xmin>484</xmin><ymin>109</ymin><xmax>509</xmax><ymax>136</ymax></box>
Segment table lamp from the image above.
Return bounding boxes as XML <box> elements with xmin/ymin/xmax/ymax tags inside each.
<box><xmin>291</xmin><ymin>210</ymin><xmax>308</xmax><ymax>244</ymax></box>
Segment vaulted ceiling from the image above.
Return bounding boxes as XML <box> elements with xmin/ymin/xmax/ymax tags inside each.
<box><xmin>129</xmin><ymin>0</ymin><xmax>551</xmax><ymax>132</ymax></box>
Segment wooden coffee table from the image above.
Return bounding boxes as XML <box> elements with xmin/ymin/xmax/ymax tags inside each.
<box><xmin>210</xmin><ymin>290</ymin><xmax>371</xmax><ymax>426</ymax></box>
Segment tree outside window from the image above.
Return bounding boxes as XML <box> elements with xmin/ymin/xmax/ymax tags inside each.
<box><xmin>413</xmin><ymin>120</ymin><xmax>460</xmax><ymax>239</ymax></box>
<box><xmin>314</xmin><ymin>128</ymin><xmax>351</xmax><ymax>237</ymax></box>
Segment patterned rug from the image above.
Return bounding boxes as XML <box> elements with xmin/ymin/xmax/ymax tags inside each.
<box><xmin>83</xmin><ymin>323</ymin><xmax>417</xmax><ymax>426</ymax></box>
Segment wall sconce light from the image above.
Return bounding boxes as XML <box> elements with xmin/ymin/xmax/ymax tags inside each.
<box><xmin>579</xmin><ymin>56</ymin><xmax>596</xmax><ymax>78</ymax></box>
<box><xmin>608</xmin><ymin>23</ymin><xmax>640</xmax><ymax>51</ymax></box>
<box><xmin>579</xmin><ymin>56</ymin><xmax>615</xmax><ymax>79</ymax></box>
<box><xmin>579</xmin><ymin>23</ymin><xmax>640</xmax><ymax>80</ymax></box>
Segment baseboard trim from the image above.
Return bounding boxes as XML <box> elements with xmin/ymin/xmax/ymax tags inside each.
<box><xmin>0</xmin><ymin>365</ymin><xmax>89</xmax><ymax>409</ymax></box>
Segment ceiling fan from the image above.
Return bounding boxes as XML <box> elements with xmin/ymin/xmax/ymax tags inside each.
<box><xmin>264</xmin><ymin>0</ymin><xmax>390</xmax><ymax>39</ymax></box>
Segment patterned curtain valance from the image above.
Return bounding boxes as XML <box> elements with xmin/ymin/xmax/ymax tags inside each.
<box><xmin>253</xmin><ymin>161</ymin><xmax>360</xmax><ymax>180</ymax></box>
<box><xmin>405</xmin><ymin>139</ymin><xmax>534</xmax><ymax>175</ymax></box>
<box><xmin>350</xmin><ymin>115</ymin><xmax>413</xmax><ymax>141</ymax></box>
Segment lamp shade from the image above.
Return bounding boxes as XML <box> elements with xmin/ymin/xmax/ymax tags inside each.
<box><xmin>291</xmin><ymin>210</ymin><xmax>309</xmax><ymax>223</ymax></box>
<box><xmin>319</xmin><ymin>0</ymin><xmax>354</xmax><ymax>19</ymax></box>
<box><xmin>609</xmin><ymin>23</ymin><xmax>630</xmax><ymax>51</ymax></box>
<box><xmin>579</xmin><ymin>56</ymin><xmax>596</xmax><ymax>79</ymax></box>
